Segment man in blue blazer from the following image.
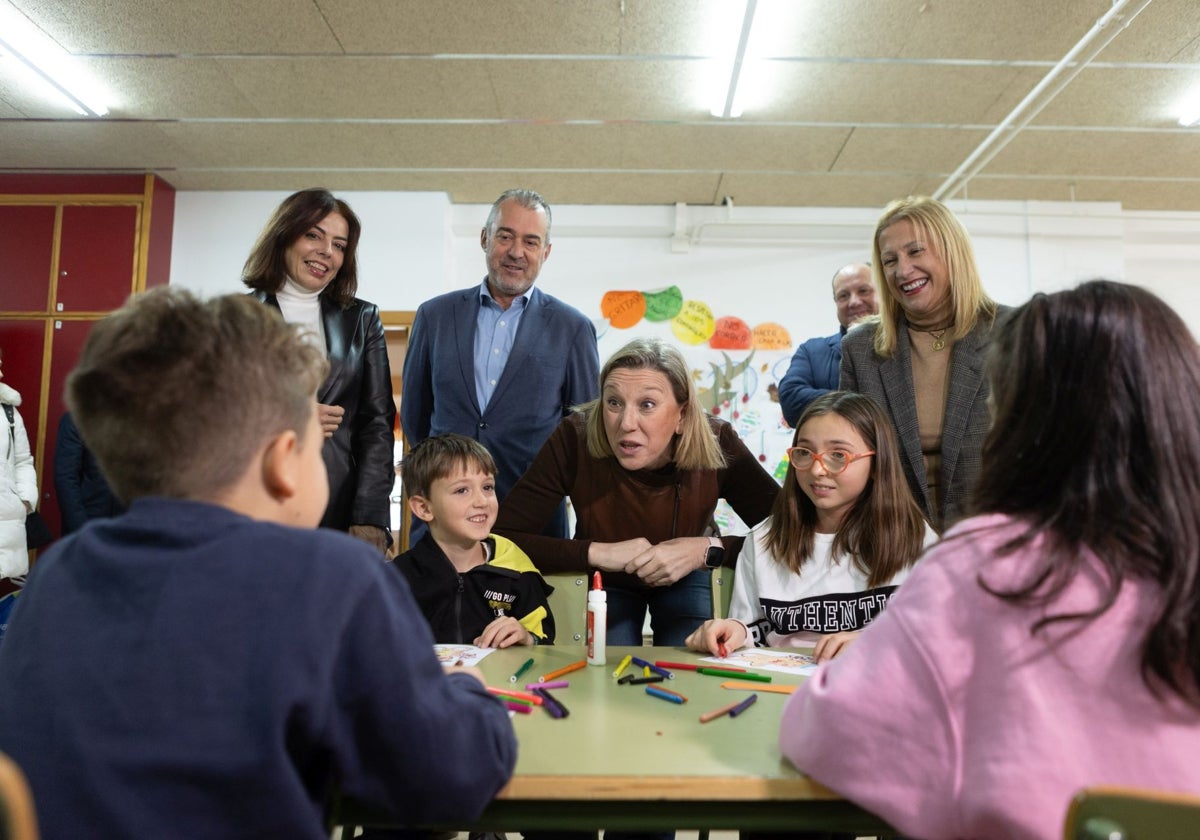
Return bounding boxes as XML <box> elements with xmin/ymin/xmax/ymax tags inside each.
<box><xmin>401</xmin><ymin>189</ymin><xmax>599</xmax><ymax>539</ymax></box>
<box><xmin>778</xmin><ymin>262</ymin><xmax>877</xmax><ymax>426</ymax></box>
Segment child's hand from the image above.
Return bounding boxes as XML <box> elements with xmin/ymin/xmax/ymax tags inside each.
<box><xmin>475</xmin><ymin>617</ymin><xmax>534</xmax><ymax>649</ymax></box>
<box><xmin>813</xmin><ymin>630</ymin><xmax>861</xmax><ymax>663</ymax></box>
<box><xmin>684</xmin><ymin>618</ymin><xmax>746</xmax><ymax>655</ymax></box>
<box><xmin>443</xmin><ymin>663</ymin><xmax>488</xmax><ymax>688</ymax></box>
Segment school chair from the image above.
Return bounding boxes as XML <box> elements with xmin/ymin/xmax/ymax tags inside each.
<box><xmin>711</xmin><ymin>565</ymin><xmax>734</xmax><ymax>619</ymax></box>
<box><xmin>0</xmin><ymin>751</ymin><xmax>38</xmax><ymax>840</ymax></box>
<box><xmin>543</xmin><ymin>572</ymin><xmax>588</xmax><ymax>646</ymax></box>
<box><xmin>1064</xmin><ymin>785</ymin><xmax>1200</xmax><ymax>840</ymax></box>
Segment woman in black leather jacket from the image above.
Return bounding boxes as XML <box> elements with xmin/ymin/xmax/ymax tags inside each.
<box><xmin>244</xmin><ymin>188</ymin><xmax>395</xmax><ymax>552</ymax></box>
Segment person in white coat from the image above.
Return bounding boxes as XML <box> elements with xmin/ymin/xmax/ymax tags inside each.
<box><xmin>0</xmin><ymin>349</ymin><xmax>38</xmax><ymax>580</ymax></box>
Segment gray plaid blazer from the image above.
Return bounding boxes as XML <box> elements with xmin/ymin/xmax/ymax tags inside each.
<box><xmin>839</xmin><ymin>308</ymin><xmax>1008</xmax><ymax>531</ymax></box>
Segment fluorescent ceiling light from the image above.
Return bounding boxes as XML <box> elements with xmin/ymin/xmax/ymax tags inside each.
<box><xmin>0</xmin><ymin>7</ymin><xmax>108</xmax><ymax>116</ymax></box>
<box><xmin>710</xmin><ymin>0</ymin><xmax>758</xmax><ymax>119</ymax></box>
<box><xmin>1179</xmin><ymin>96</ymin><xmax>1200</xmax><ymax>127</ymax></box>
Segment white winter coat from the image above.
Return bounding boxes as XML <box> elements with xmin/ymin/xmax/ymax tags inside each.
<box><xmin>1</xmin><ymin>383</ymin><xmax>38</xmax><ymax>578</ymax></box>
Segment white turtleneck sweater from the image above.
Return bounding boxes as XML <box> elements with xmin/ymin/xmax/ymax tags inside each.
<box><xmin>275</xmin><ymin>279</ymin><xmax>327</xmax><ymax>356</ymax></box>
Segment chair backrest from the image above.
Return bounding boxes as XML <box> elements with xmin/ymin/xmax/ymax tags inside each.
<box><xmin>1064</xmin><ymin>785</ymin><xmax>1200</xmax><ymax>840</ymax></box>
<box><xmin>543</xmin><ymin>572</ymin><xmax>588</xmax><ymax>647</ymax></box>
<box><xmin>0</xmin><ymin>751</ymin><xmax>38</xmax><ymax>840</ymax></box>
<box><xmin>711</xmin><ymin>566</ymin><xmax>734</xmax><ymax>619</ymax></box>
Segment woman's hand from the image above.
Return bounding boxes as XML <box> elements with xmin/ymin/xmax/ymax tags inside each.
<box><xmin>685</xmin><ymin>618</ymin><xmax>747</xmax><ymax>655</ymax></box>
<box><xmin>318</xmin><ymin>403</ymin><xmax>345</xmax><ymax>437</ymax></box>
<box><xmin>588</xmin><ymin>538</ymin><xmax>652</xmax><ymax>572</ymax></box>
<box><xmin>813</xmin><ymin>630</ymin><xmax>861</xmax><ymax>663</ymax></box>
<box><xmin>475</xmin><ymin>617</ymin><xmax>534</xmax><ymax>649</ymax></box>
<box><xmin>348</xmin><ymin>524</ymin><xmax>389</xmax><ymax>553</ymax></box>
<box><xmin>625</xmin><ymin>536</ymin><xmax>710</xmax><ymax>587</ymax></box>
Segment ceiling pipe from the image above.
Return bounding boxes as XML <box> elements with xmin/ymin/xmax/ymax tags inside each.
<box><xmin>934</xmin><ymin>0</ymin><xmax>1154</xmax><ymax>202</ymax></box>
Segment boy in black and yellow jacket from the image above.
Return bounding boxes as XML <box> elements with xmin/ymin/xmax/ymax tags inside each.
<box><xmin>394</xmin><ymin>434</ymin><xmax>554</xmax><ymax>647</ymax></box>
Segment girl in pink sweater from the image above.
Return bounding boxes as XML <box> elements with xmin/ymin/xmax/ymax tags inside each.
<box><xmin>780</xmin><ymin>280</ymin><xmax>1200</xmax><ymax>840</ymax></box>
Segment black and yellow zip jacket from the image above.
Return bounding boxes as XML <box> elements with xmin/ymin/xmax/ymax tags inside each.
<box><xmin>392</xmin><ymin>532</ymin><xmax>555</xmax><ymax>645</ymax></box>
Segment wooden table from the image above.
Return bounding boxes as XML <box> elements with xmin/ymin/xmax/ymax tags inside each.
<box><xmin>333</xmin><ymin>645</ymin><xmax>894</xmax><ymax>833</ymax></box>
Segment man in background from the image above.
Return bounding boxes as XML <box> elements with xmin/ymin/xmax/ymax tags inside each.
<box><xmin>402</xmin><ymin>189</ymin><xmax>599</xmax><ymax>539</ymax></box>
<box><xmin>778</xmin><ymin>262</ymin><xmax>878</xmax><ymax>426</ymax></box>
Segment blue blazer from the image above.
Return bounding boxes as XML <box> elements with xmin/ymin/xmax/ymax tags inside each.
<box><xmin>777</xmin><ymin>327</ymin><xmax>845</xmax><ymax>427</ymax></box>
<box><xmin>401</xmin><ymin>284</ymin><xmax>599</xmax><ymax>526</ymax></box>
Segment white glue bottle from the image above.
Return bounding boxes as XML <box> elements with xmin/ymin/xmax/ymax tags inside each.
<box><xmin>586</xmin><ymin>570</ymin><xmax>607</xmax><ymax>665</ymax></box>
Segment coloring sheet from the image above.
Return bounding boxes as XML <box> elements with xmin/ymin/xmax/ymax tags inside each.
<box><xmin>701</xmin><ymin>647</ymin><xmax>818</xmax><ymax>676</ymax></box>
<box><xmin>433</xmin><ymin>644</ymin><xmax>495</xmax><ymax>667</ymax></box>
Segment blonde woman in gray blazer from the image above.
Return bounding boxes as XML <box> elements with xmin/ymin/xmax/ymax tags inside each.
<box><xmin>840</xmin><ymin>197</ymin><xmax>1006</xmax><ymax>533</ymax></box>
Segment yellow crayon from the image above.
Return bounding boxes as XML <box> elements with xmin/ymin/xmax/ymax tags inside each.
<box><xmin>612</xmin><ymin>654</ymin><xmax>633</xmax><ymax>680</ymax></box>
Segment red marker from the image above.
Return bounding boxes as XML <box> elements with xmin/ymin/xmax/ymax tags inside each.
<box><xmin>717</xmin><ymin>640</ymin><xmax>729</xmax><ymax>658</ymax></box>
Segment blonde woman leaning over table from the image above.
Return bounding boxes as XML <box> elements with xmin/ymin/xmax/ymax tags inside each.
<box><xmin>495</xmin><ymin>337</ymin><xmax>778</xmax><ymax>647</ymax></box>
<box><xmin>840</xmin><ymin>195</ymin><xmax>1008</xmax><ymax>533</ymax></box>
<box><xmin>783</xmin><ymin>281</ymin><xmax>1200</xmax><ymax>840</ymax></box>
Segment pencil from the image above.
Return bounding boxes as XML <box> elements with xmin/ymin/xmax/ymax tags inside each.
<box><xmin>539</xmin><ymin>659</ymin><xmax>587</xmax><ymax>682</ymax></box>
<box><xmin>728</xmin><ymin>694</ymin><xmax>758</xmax><ymax>717</ymax></box>
<box><xmin>698</xmin><ymin>699</ymin><xmax>743</xmax><ymax>723</ymax></box>
<box><xmin>510</xmin><ymin>657</ymin><xmax>536</xmax><ymax>683</ymax></box>
<box><xmin>697</xmin><ymin>667</ymin><xmax>771</xmax><ymax>682</ymax></box>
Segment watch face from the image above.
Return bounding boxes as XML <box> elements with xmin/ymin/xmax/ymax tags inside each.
<box><xmin>704</xmin><ymin>546</ymin><xmax>724</xmax><ymax>568</ymax></box>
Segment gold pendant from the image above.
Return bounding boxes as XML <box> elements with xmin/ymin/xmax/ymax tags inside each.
<box><xmin>933</xmin><ymin>337</ymin><xmax>946</xmax><ymax>351</ymax></box>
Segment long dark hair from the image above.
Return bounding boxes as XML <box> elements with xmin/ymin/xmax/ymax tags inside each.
<box><xmin>242</xmin><ymin>188</ymin><xmax>362</xmax><ymax>308</ymax></box>
<box><xmin>765</xmin><ymin>392</ymin><xmax>927</xmax><ymax>587</ymax></box>
<box><xmin>975</xmin><ymin>279</ymin><xmax>1200</xmax><ymax>705</ymax></box>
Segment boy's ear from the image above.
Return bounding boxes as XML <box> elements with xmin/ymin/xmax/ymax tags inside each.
<box><xmin>262</xmin><ymin>430</ymin><xmax>300</xmax><ymax>500</ymax></box>
<box><xmin>408</xmin><ymin>494</ymin><xmax>435</xmax><ymax>523</ymax></box>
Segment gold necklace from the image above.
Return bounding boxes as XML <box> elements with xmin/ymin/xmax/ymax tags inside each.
<box><xmin>928</xmin><ymin>328</ymin><xmax>947</xmax><ymax>351</ymax></box>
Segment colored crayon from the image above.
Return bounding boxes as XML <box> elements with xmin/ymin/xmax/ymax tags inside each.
<box><xmin>612</xmin><ymin>654</ymin><xmax>633</xmax><ymax>680</ymax></box>
<box><xmin>697</xmin><ymin>667</ymin><xmax>771</xmax><ymax>682</ymax></box>
<box><xmin>487</xmin><ymin>686</ymin><xmax>544</xmax><ymax>705</ymax></box>
<box><xmin>532</xmin><ymin>687</ymin><xmax>570</xmax><ymax>719</ymax></box>
<box><xmin>528</xmin><ymin>680</ymin><xmax>569</xmax><ymax>690</ymax></box>
<box><xmin>698</xmin><ymin>700</ymin><xmax>743</xmax><ymax>723</ymax></box>
<box><xmin>510</xmin><ymin>657</ymin><xmax>536</xmax><ymax>683</ymax></box>
<box><xmin>728</xmin><ymin>694</ymin><xmax>758</xmax><ymax>717</ymax></box>
<box><xmin>646</xmin><ymin>685</ymin><xmax>686</xmax><ymax>704</ymax></box>
<box><xmin>540</xmin><ymin>659</ymin><xmax>587</xmax><ymax>682</ymax></box>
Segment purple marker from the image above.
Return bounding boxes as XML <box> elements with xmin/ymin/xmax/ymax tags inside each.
<box><xmin>728</xmin><ymin>694</ymin><xmax>758</xmax><ymax>718</ymax></box>
<box><xmin>528</xmin><ymin>680</ymin><xmax>569</xmax><ymax>691</ymax></box>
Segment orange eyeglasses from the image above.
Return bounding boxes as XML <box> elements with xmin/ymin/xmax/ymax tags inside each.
<box><xmin>786</xmin><ymin>447</ymin><xmax>875</xmax><ymax>475</ymax></box>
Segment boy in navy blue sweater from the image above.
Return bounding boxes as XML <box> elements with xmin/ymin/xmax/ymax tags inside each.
<box><xmin>0</xmin><ymin>289</ymin><xmax>516</xmax><ymax>839</ymax></box>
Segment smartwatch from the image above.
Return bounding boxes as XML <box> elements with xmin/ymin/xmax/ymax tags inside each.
<box><xmin>703</xmin><ymin>536</ymin><xmax>725</xmax><ymax>569</ymax></box>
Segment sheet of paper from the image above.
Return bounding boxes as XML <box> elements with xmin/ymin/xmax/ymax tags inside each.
<box><xmin>701</xmin><ymin>647</ymin><xmax>818</xmax><ymax>676</ymax></box>
<box><xmin>433</xmin><ymin>644</ymin><xmax>495</xmax><ymax>667</ymax></box>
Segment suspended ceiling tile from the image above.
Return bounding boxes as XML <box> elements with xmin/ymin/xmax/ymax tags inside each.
<box><xmin>80</xmin><ymin>57</ymin><xmax>262</xmax><ymax>119</ymax></box>
<box><xmin>15</xmin><ymin>0</ymin><xmax>342</xmax><ymax>54</ymax></box>
<box><xmin>0</xmin><ymin>122</ymin><xmax>193</xmax><ymax>168</ymax></box>
<box><xmin>830</xmin><ymin>126</ymin><xmax>990</xmax><ymax>174</ymax></box>
<box><xmin>1094</xmin><ymin>0</ymin><xmax>1200</xmax><ymax>63</ymax></box>
<box><xmin>714</xmin><ymin>172</ymin><xmax>926</xmax><ymax>209</ymax></box>
<box><xmin>320</xmin><ymin>0</ymin><xmax>623</xmax><ymax>55</ymax></box>
<box><xmin>986</xmin><ymin>130</ymin><xmax>1200</xmax><ymax>178</ymax></box>
<box><xmin>615</xmin><ymin>124</ymin><xmax>852</xmax><ymax>171</ymax></box>
<box><xmin>1032</xmin><ymin>66</ymin><xmax>1200</xmax><ymax>128</ymax></box>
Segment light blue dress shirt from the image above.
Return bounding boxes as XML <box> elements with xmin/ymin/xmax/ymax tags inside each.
<box><xmin>474</xmin><ymin>281</ymin><xmax>528</xmax><ymax>412</ymax></box>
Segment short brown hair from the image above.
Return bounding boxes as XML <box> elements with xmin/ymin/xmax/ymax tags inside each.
<box><xmin>242</xmin><ymin>188</ymin><xmax>363</xmax><ymax>308</ymax></box>
<box><xmin>402</xmin><ymin>434</ymin><xmax>497</xmax><ymax>499</ymax></box>
<box><xmin>66</xmin><ymin>288</ymin><xmax>328</xmax><ymax>503</ymax></box>
<box><xmin>581</xmin><ymin>337</ymin><xmax>725</xmax><ymax>471</ymax></box>
<box><xmin>870</xmin><ymin>196</ymin><xmax>998</xmax><ymax>358</ymax></box>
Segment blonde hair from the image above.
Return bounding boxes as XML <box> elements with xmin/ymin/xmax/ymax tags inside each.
<box><xmin>581</xmin><ymin>337</ymin><xmax>725</xmax><ymax>471</ymax></box>
<box><xmin>871</xmin><ymin>196</ymin><xmax>997</xmax><ymax>358</ymax></box>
